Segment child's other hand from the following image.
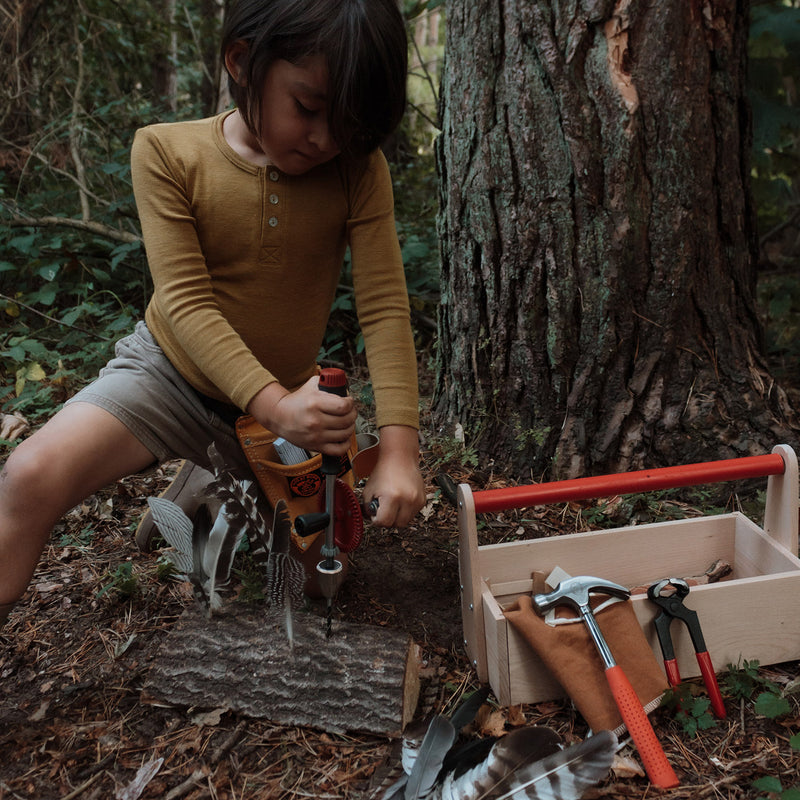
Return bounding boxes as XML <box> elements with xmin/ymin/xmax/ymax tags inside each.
<box><xmin>363</xmin><ymin>425</ymin><xmax>425</xmax><ymax>529</ymax></box>
<box><xmin>246</xmin><ymin>377</ymin><xmax>356</xmax><ymax>456</ymax></box>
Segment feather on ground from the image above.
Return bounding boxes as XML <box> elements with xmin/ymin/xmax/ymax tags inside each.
<box><xmin>381</xmin><ymin>686</ymin><xmax>616</xmax><ymax>800</ymax></box>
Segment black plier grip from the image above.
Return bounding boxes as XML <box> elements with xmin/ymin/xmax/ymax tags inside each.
<box><xmin>647</xmin><ymin>578</ymin><xmax>726</xmax><ymax>719</ymax></box>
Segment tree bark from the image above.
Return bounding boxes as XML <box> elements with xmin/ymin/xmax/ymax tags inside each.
<box><xmin>0</xmin><ymin>0</ymin><xmax>41</xmax><ymax>144</ymax></box>
<box><xmin>152</xmin><ymin>0</ymin><xmax>178</xmax><ymax>113</ymax></box>
<box><xmin>435</xmin><ymin>0</ymin><xmax>799</xmax><ymax>479</ymax></box>
<box><xmin>142</xmin><ymin>605</ymin><xmax>420</xmax><ymax>736</ymax></box>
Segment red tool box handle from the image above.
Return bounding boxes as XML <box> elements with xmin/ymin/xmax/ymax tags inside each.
<box><xmin>471</xmin><ymin>453</ymin><xmax>786</xmax><ymax>514</ymax></box>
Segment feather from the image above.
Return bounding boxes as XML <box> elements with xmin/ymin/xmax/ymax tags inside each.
<box><xmin>146</xmin><ymin>495</ymin><xmax>213</xmax><ymax>608</ymax></box>
<box><xmin>265</xmin><ymin>499</ymin><xmax>306</xmax><ymax>645</ymax></box>
<box><xmin>146</xmin><ymin>497</ymin><xmax>194</xmax><ymax>575</ymax></box>
<box><xmin>448</xmin><ymin>686</ymin><xmax>492</xmax><ymax>732</ymax></box>
<box><xmin>206</xmin><ymin>444</ymin><xmax>272</xmax><ymax>568</ymax></box>
<box><xmin>432</xmin><ymin>728</ymin><xmax>617</xmax><ymax>800</ymax></box>
<box><xmin>202</xmin><ymin>502</ymin><xmax>247</xmax><ymax>614</ymax></box>
<box><xmin>380</xmin><ymin>774</ymin><xmax>408</xmax><ymax>800</ymax></box>
<box><xmin>190</xmin><ymin>504</ymin><xmax>213</xmax><ymax>608</ymax></box>
<box><xmin>399</xmin><ymin>687</ymin><xmax>491</xmax><ymax>783</ymax></box>
<box><xmin>404</xmin><ymin>716</ymin><xmax>457</xmax><ymax>799</ymax></box>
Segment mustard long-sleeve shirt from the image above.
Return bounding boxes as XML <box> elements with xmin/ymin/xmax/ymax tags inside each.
<box><xmin>131</xmin><ymin>112</ymin><xmax>419</xmax><ymax>431</ymax></box>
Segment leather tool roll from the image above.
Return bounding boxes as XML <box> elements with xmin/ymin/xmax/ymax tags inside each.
<box><xmin>504</xmin><ymin>592</ymin><xmax>669</xmax><ymax>733</ymax></box>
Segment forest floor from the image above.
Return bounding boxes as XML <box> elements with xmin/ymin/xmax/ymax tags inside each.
<box><xmin>1</xmin><ymin>365</ymin><xmax>799</xmax><ymax>799</ymax></box>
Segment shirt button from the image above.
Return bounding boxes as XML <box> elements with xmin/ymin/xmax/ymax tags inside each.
<box><xmin>269</xmin><ymin>194</ymin><xmax>279</xmax><ymax>205</ymax></box>
<box><xmin>268</xmin><ymin>216</ymin><xmax>278</xmax><ymax>227</ymax></box>
<box><xmin>269</xmin><ymin>170</ymin><xmax>279</xmax><ymax>182</ymax></box>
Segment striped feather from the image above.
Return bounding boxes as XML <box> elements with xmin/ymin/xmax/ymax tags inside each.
<box><xmin>432</xmin><ymin>728</ymin><xmax>617</xmax><ymax>800</ymax></box>
<box><xmin>203</xmin><ymin>501</ymin><xmax>247</xmax><ymax>614</ymax></box>
<box><xmin>206</xmin><ymin>444</ymin><xmax>271</xmax><ymax>560</ymax></box>
<box><xmin>146</xmin><ymin>496</ymin><xmax>194</xmax><ymax>575</ymax></box>
<box><xmin>265</xmin><ymin>499</ymin><xmax>306</xmax><ymax>644</ymax></box>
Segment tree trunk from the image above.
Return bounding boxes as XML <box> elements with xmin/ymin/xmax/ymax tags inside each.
<box><xmin>200</xmin><ymin>0</ymin><xmax>228</xmax><ymax>116</ymax></box>
<box><xmin>435</xmin><ymin>0</ymin><xmax>799</xmax><ymax>479</ymax></box>
<box><xmin>0</xmin><ymin>0</ymin><xmax>41</xmax><ymax>145</ymax></box>
<box><xmin>152</xmin><ymin>0</ymin><xmax>178</xmax><ymax>113</ymax></box>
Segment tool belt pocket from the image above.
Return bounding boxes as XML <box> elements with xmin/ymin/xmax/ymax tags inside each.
<box><xmin>234</xmin><ymin>414</ymin><xmax>378</xmax><ymax>552</ymax></box>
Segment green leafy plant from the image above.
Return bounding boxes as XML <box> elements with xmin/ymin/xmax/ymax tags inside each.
<box><xmin>753</xmin><ymin>775</ymin><xmax>800</xmax><ymax>800</ymax></box>
<box><xmin>58</xmin><ymin>526</ymin><xmax>94</xmax><ymax>549</ymax></box>
<box><xmin>721</xmin><ymin>658</ymin><xmax>782</xmax><ymax>701</ymax></box>
<box><xmin>723</xmin><ymin>659</ymin><xmax>800</xmax><ymax>798</ymax></box>
<box><xmin>664</xmin><ymin>684</ymin><xmax>717</xmax><ymax>737</ymax></box>
<box><xmin>97</xmin><ymin>562</ymin><xmax>139</xmax><ymax>600</ymax></box>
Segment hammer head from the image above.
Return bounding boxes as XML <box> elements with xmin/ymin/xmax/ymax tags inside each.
<box><xmin>533</xmin><ymin>575</ymin><xmax>630</xmax><ymax>614</ymax></box>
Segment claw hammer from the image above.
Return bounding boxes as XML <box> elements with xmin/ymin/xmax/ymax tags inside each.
<box><xmin>533</xmin><ymin>576</ymin><xmax>679</xmax><ymax>788</ymax></box>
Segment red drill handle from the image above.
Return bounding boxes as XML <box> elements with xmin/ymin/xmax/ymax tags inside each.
<box><xmin>319</xmin><ymin>367</ymin><xmax>348</xmax><ymax>396</ymax></box>
<box><xmin>605</xmin><ymin>665</ymin><xmax>679</xmax><ymax>788</ymax></box>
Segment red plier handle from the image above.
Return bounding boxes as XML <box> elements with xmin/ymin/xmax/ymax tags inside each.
<box><xmin>647</xmin><ymin>578</ymin><xmax>726</xmax><ymax>719</ymax></box>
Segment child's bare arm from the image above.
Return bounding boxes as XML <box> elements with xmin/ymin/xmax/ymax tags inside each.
<box><xmin>246</xmin><ymin>376</ymin><xmax>357</xmax><ymax>456</ymax></box>
<box><xmin>363</xmin><ymin>425</ymin><xmax>425</xmax><ymax>529</ymax></box>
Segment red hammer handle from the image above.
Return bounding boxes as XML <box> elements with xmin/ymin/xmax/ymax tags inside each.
<box><xmin>696</xmin><ymin>650</ymin><xmax>727</xmax><ymax>719</ymax></box>
<box><xmin>605</xmin><ymin>665</ymin><xmax>679</xmax><ymax>788</ymax></box>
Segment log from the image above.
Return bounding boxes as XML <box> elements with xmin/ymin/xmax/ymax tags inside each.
<box><xmin>142</xmin><ymin>605</ymin><xmax>420</xmax><ymax>736</ymax></box>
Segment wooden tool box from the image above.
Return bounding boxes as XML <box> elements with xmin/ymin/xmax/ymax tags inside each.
<box><xmin>458</xmin><ymin>445</ymin><xmax>800</xmax><ymax>706</ymax></box>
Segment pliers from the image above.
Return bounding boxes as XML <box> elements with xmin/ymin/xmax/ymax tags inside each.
<box><xmin>647</xmin><ymin>578</ymin><xmax>726</xmax><ymax>719</ymax></box>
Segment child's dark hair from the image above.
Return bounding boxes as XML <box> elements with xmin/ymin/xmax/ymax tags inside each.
<box><xmin>221</xmin><ymin>0</ymin><xmax>408</xmax><ymax>159</ymax></box>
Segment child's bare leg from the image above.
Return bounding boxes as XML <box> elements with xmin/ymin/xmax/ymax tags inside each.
<box><xmin>0</xmin><ymin>402</ymin><xmax>156</xmax><ymax>614</ymax></box>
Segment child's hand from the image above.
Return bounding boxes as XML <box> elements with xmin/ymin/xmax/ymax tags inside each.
<box><xmin>363</xmin><ymin>425</ymin><xmax>425</xmax><ymax>528</ymax></box>
<box><xmin>246</xmin><ymin>377</ymin><xmax>356</xmax><ymax>456</ymax></box>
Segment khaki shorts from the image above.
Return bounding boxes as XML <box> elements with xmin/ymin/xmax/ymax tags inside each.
<box><xmin>66</xmin><ymin>321</ymin><xmax>252</xmax><ymax>477</ymax></box>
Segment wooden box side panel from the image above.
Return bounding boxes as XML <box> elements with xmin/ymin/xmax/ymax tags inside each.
<box><xmin>735</xmin><ymin>523</ymin><xmax>800</xmax><ymax>577</ymax></box>
<box><xmin>481</xmin><ymin>584</ymin><xmax>512</xmax><ymax>706</ymax></box>
<box><xmin>481</xmin><ymin>586</ymin><xmax>565</xmax><ymax>706</ymax></box>
<box><xmin>478</xmin><ymin>515</ymin><xmax>742</xmax><ymax>591</ymax></box>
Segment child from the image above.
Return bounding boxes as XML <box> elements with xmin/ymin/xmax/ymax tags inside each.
<box><xmin>0</xmin><ymin>0</ymin><xmax>426</xmax><ymax>629</ymax></box>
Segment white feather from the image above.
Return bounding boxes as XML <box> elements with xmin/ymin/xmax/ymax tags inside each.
<box><xmin>146</xmin><ymin>497</ymin><xmax>194</xmax><ymax>575</ymax></box>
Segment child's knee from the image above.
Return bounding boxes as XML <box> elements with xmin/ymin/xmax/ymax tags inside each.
<box><xmin>0</xmin><ymin>435</ymin><xmax>60</xmax><ymax>505</ymax></box>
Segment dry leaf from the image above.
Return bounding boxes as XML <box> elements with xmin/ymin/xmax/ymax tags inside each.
<box><xmin>506</xmin><ymin>705</ymin><xmax>527</xmax><ymax>727</ymax></box>
<box><xmin>115</xmin><ymin>758</ymin><xmax>164</xmax><ymax>800</ymax></box>
<box><xmin>191</xmin><ymin>707</ymin><xmax>228</xmax><ymax>726</ymax></box>
<box><xmin>29</xmin><ymin>700</ymin><xmax>51</xmax><ymax>722</ymax></box>
<box><xmin>478</xmin><ymin>708</ymin><xmax>509</xmax><ymax>737</ymax></box>
<box><xmin>0</xmin><ymin>412</ymin><xmax>29</xmax><ymax>441</ymax></box>
<box><xmin>611</xmin><ymin>753</ymin><xmax>645</xmax><ymax>778</ymax></box>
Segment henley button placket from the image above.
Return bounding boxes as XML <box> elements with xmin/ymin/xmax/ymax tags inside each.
<box><xmin>267</xmin><ymin>170</ymin><xmax>279</xmax><ymax>228</ymax></box>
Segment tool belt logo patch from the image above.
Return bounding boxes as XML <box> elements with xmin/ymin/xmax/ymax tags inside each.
<box><xmin>289</xmin><ymin>472</ymin><xmax>322</xmax><ymax>497</ymax></box>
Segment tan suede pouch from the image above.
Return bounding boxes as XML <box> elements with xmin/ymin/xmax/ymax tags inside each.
<box><xmin>234</xmin><ymin>415</ymin><xmax>379</xmax><ymax>592</ymax></box>
<box><xmin>504</xmin><ymin>593</ymin><xmax>668</xmax><ymax>732</ymax></box>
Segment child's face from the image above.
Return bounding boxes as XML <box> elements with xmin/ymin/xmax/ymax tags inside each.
<box><xmin>252</xmin><ymin>54</ymin><xmax>340</xmax><ymax>175</ymax></box>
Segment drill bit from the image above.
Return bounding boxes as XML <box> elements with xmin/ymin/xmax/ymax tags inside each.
<box><xmin>316</xmin><ymin>368</ymin><xmax>349</xmax><ymax>637</ymax></box>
